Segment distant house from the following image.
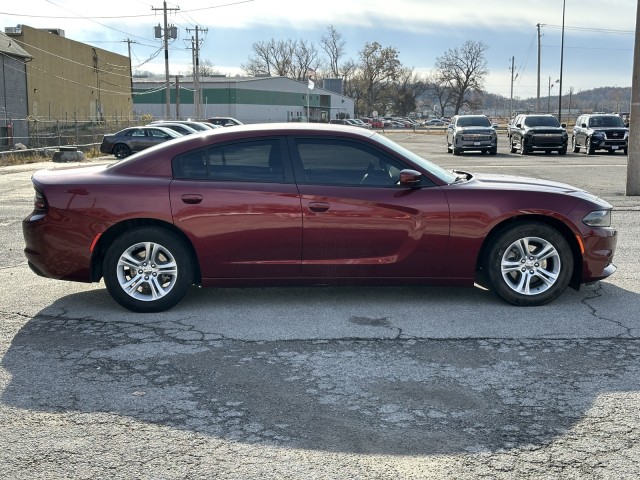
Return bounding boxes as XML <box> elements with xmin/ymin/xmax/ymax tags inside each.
<box><xmin>133</xmin><ymin>76</ymin><xmax>354</xmax><ymax>123</ymax></box>
<box><xmin>0</xmin><ymin>29</ymin><xmax>31</xmax><ymax>149</ymax></box>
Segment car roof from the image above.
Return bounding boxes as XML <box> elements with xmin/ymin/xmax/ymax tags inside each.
<box><xmin>109</xmin><ymin>123</ymin><xmax>379</xmax><ymax>176</ymax></box>
<box><xmin>117</xmin><ymin>125</ymin><xmax>181</xmax><ymax>136</ymax></box>
<box><xmin>147</xmin><ymin>122</ymin><xmax>198</xmax><ymax>131</ymax></box>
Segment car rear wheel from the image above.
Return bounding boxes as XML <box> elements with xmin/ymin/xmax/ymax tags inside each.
<box><xmin>485</xmin><ymin>222</ymin><xmax>573</xmax><ymax>306</ymax></box>
<box><xmin>103</xmin><ymin>227</ymin><xmax>194</xmax><ymax>312</ymax></box>
<box><xmin>113</xmin><ymin>143</ymin><xmax>131</xmax><ymax>159</ymax></box>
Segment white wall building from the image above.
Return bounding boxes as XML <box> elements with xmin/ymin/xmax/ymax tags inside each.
<box><xmin>133</xmin><ymin>76</ymin><xmax>354</xmax><ymax>123</ymax></box>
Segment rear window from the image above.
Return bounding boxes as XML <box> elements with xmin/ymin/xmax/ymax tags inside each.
<box><xmin>173</xmin><ymin>139</ymin><xmax>285</xmax><ymax>183</ymax></box>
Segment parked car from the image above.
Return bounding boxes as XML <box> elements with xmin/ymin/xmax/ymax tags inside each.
<box><xmin>149</xmin><ymin>120</ymin><xmax>216</xmax><ymax>132</ymax></box>
<box><xmin>446</xmin><ymin>115</ymin><xmax>498</xmax><ymax>155</ymax></box>
<box><xmin>23</xmin><ymin>123</ymin><xmax>617</xmax><ymax>312</ymax></box>
<box><xmin>506</xmin><ymin>114</ymin><xmax>525</xmax><ymax>143</ymax></box>
<box><xmin>508</xmin><ymin>114</ymin><xmax>568</xmax><ymax>155</ymax></box>
<box><xmin>424</xmin><ymin>118</ymin><xmax>448</xmax><ymax>126</ymax></box>
<box><xmin>99</xmin><ymin>126</ymin><xmax>182</xmax><ymax>159</ymax></box>
<box><xmin>329</xmin><ymin>119</ymin><xmax>354</xmax><ymax>126</ymax></box>
<box><xmin>207</xmin><ymin>117</ymin><xmax>243</xmax><ymax>127</ymax></box>
<box><xmin>571</xmin><ymin>113</ymin><xmax>628</xmax><ymax>155</ymax></box>
<box><xmin>351</xmin><ymin>118</ymin><xmax>372</xmax><ymax>129</ymax></box>
<box><xmin>146</xmin><ymin>122</ymin><xmax>199</xmax><ymax>136</ymax></box>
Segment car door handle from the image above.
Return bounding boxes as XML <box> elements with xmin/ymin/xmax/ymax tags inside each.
<box><xmin>181</xmin><ymin>194</ymin><xmax>203</xmax><ymax>204</ymax></box>
<box><xmin>308</xmin><ymin>202</ymin><xmax>330</xmax><ymax>212</ymax></box>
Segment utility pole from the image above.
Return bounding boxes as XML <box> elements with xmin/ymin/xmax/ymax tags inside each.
<box><xmin>557</xmin><ymin>0</ymin><xmax>566</xmax><ymax>123</ymax></box>
<box><xmin>187</xmin><ymin>25</ymin><xmax>207</xmax><ymax>119</ymax></box>
<box><xmin>509</xmin><ymin>56</ymin><xmax>517</xmax><ymax>116</ymax></box>
<box><xmin>152</xmin><ymin>1</ymin><xmax>179</xmax><ymax>118</ymax></box>
<box><xmin>537</xmin><ymin>23</ymin><xmax>541</xmax><ymax>113</ymax></box>
<box><xmin>627</xmin><ymin>0</ymin><xmax>640</xmax><ymax>195</ymax></box>
<box><xmin>123</xmin><ymin>39</ymin><xmax>137</xmax><ymax>101</ymax></box>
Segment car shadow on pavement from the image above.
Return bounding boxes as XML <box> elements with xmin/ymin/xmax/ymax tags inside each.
<box><xmin>2</xmin><ymin>283</ymin><xmax>640</xmax><ymax>455</ymax></box>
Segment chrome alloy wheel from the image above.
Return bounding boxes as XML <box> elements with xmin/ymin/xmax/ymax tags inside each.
<box><xmin>116</xmin><ymin>241</ymin><xmax>178</xmax><ymax>301</ymax></box>
<box><xmin>500</xmin><ymin>236</ymin><xmax>561</xmax><ymax>295</ymax></box>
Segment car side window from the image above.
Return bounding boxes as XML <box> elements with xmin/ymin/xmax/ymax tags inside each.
<box><xmin>148</xmin><ymin>128</ymin><xmax>168</xmax><ymax>138</ymax></box>
<box><xmin>173</xmin><ymin>139</ymin><xmax>285</xmax><ymax>183</ymax></box>
<box><xmin>293</xmin><ymin>138</ymin><xmax>404</xmax><ymax>186</ymax></box>
<box><xmin>130</xmin><ymin>129</ymin><xmax>145</xmax><ymax>137</ymax></box>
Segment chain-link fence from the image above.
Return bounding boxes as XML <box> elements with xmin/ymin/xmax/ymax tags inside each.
<box><xmin>1</xmin><ymin>115</ymin><xmax>152</xmax><ymax>154</ymax></box>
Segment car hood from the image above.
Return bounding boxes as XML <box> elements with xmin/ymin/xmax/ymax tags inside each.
<box><xmin>469</xmin><ymin>172</ymin><xmax>611</xmax><ymax>207</ymax></box>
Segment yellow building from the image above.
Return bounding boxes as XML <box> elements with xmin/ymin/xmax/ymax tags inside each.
<box><xmin>6</xmin><ymin>25</ymin><xmax>132</xmax><ymax>122</ymax></box>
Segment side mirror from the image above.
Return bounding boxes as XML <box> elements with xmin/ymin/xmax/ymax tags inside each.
<box><xmin>399</xmin><ymin>169</ymin><xmax>422</xmax><ymax>187</ymax></box>
<box><xmin>516</xmin><ymin>123</ymin><xmax>522</xmax><ymax>128</ymax></box>
<box><xmin>561</xmin><ymin>123</ymin><xmax>567</xmax><ymax>128</ymax></box>
<box><xmin>492</xmin><ymin>123</ymin><xmax>499</xmax><ymax>129</ymax></box>
<box><xmin>581</xmin><ymin>123</ymin><xmax>587</xmax><ymax>128</ymax></box>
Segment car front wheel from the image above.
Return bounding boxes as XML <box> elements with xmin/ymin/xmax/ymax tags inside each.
<box><xmin>112</xmin><ymin>143</ymin><xmax>131</xmax><ymax>159</ymax></box>
<box><xmin>103</xmin><ymin>227</ymin><xmax>194</xmax><ymax>312</ymax></box>
<box><xmin>485</xmin><ymin>222</ymin><xmax>573</xmax><ymax>306</ymax></box>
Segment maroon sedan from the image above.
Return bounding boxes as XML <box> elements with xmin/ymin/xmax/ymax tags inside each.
<box><xmin>23</xmin><ymin>124</ymin><xmax>617</xmax><ymax>312</ymax></box>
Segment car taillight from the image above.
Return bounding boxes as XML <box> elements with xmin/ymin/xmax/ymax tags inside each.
<box><xmin>34</xmin><ymin>189</ymin><xmax>47</xmax><ymax>210</ymax></box>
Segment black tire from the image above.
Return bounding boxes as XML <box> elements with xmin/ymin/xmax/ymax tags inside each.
<box><xmin>103</xmin><ymin>227</ymin><xmax>194</xmax><ymax>312</ymax></box>
<box><xmin>585</xmin><ymin>138</ymin><xmax>594</xmax><ymax>155</ymax></box>
<box><xmin>453</xmin><ymin>147</ymin><xmax>462</xmax><ymax>156</ymax></box>
<box><xmin>484</xmin><ymin>222</ymin><xmax>573</xmax><ymax>306</ymax></box>
<box><xmin>446</xmin><ymin>141</ymin><xmax>452</xmax><ymax>153</ymax></box>
<box><xmin>519</xmin><ymin>139</ymin><xmax>529</xmax><ymax>155</ymax></box>
<box><xmin>624</xmin><ymin>147</ymin><xmax>628</xmax><ymax>155</ymax></box>
<box><xmin>571</xmin><ymin>136</ymin><xmax>580</xmax><ymax>153</ymax></box>
<box><xmin>113</xmin><ymin>143</ymin><xmax>131</xmax><ymax>159</ymax></box>
<box><xmin>489</xmin><ymin>146</ymin><xmax>497</xmax><ymax>155</ymax></box>
<box><xmin>558</xmin><ymin>146</ymin><xmax>567</xmax><ymax>155</ymax></box>
<box><xmin>509</xmin><ymin>138</ymin><xmax>517</xmax><ymax>154</ymax></box>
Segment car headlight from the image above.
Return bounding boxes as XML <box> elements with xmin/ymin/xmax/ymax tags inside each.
<box><xmin>583</xmin><ymin>209</ymin><xmax>611</xmax><ymax>227</ymax></box>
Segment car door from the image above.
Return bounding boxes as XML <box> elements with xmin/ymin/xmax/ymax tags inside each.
<box><xmin>288</xmin><ymin>136</ymin><xmax>450</xmax><ymax>279</ymax></box>
<box><xmin>169</xmin><ymin>137</ymin><xmax>303</xmax><ymax>280</ymax></box>
<box><xmin>125</xmin><ymin>128</ymin><xmax>150</xmax><ymax>152</ymax></box>
<box><xmin>574</xmin><ymin>116</ymin><xmax>586</xmax><ymax>147</ymax></box>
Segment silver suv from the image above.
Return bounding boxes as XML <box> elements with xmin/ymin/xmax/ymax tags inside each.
<box><xmin>446</xmin><ymin>115</ymin><xmax>498</xmax><ymax>155</ymax></box>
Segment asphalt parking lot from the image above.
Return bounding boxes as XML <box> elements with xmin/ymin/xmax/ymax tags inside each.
<box><xmin>1</xmin><ymin>132</ymin><xmax>639</xmax><ymax>479</ymax></box>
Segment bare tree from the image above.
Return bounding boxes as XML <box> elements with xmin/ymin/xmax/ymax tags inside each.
<box><xmin>242</xmin><ymin>39</ymin><xmax>319</xmax><ymax>80</ymax></box>
<box><xmin>199</xmin><ymin>59</ymin><xmax>221</xmax><ymax>77</ymax></box>
<box><xmin>434</xmin><ymin>40</ymin><xmax>489</xmax><ymax>114</ymax></box>
<box><xmin>320</xmin><ymin>25</ymin><xmax>345</xmax><ymax>78</ymax></box>
<box><xmin>241</xmin><ymin>39</ymin><xmax>295</xmax><ymax>77</ymax></box>
<box><xmin>358</xmin><ymin>42</ymin><xmax>401</xmax><ymax>116</ymax></box>
<box><xmin>392</xmin><ymin>68</ymin><xmax>428</xmax><ymax>116</ymax></box>
<box><xmin>291</xmin><ymin>39</ymin><xmax>319</xmax><ymax>81</ymax></box>
<box><xmin>425</xmin><ymin>72</ymin><xmax>454</xmax><ymax>117</ymax></box>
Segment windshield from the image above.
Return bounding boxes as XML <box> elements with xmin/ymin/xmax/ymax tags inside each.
<box><xmin>523</xmin><ymin>116</ymin><xmax>560</xmax><ymax>127</ymax></box>
<box><xmin>456</xmin><ymin>116</ymin><xmax>491</xmax><ymax>127</ymax></box>
<box><xmin>589</xmin><ymin>116</ymin><xmax>625</xmax><ymax>128</ymax></box>
<box><xmin>373</xmin><ymin>133</ymin><xmax>458</xmax><ymax>184</ymax></box>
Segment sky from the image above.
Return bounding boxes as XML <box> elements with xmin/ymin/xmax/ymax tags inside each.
<box><xmin>2</xmin><ymin>0</ymin><xmax>637</xmax><ymax>101</ymax></box>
